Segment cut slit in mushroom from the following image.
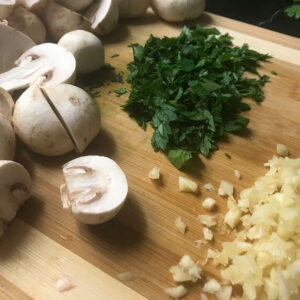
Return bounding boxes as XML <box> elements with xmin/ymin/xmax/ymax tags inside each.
<box><xmin>0</xmin><ymin>160</ymin><xmax>31</xmax><ymax>227</ymax></box>
<box><xmin>0</xmin><ymin>43</ymin><xmax>76</xmax><ymax>92</ymax></box>
<box><xmin>61</xmin><ymin>156</ymin><xmax>128</xmax><ymax>224</ymax></box>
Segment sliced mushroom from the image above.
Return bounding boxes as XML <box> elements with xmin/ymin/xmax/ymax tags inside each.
<box><xmin>61</xmin><ymin>156</ymin><xmax>128</xmax><ymax>224</ymax></box>
<box><xmin>6</xmin><ymin>5</ymin><xmax>46</xmax><ymax>43</ymax></box>
<box><xmin>0</xmin><ymin>87</ymin><xmax>14</xmax><ymax>120</ymax></box>
<box><xmin>0</xmin><ymin>0</ymin><xmax>15</xmax><ymax>19</ymax></box>
<box><xmin>0</xmin><ymin>160</ymin><xmax>31</xmax><ymax>224</ymax></box>
<box><xmin>0</xmin><ymin>43</ymin><xmax>76</xmax><ymax>92</ymax></box>
<box><xmin>42</xmin><ymin>1</ymin><xmax>91</xmax><ymax>42</ymax></box>
<box><xmin>84</xmin><ymin>0</ymin><xmax>119</xmax><ymax>36</ymax></box>
<box><xmin>43</xmin><ymin>84</ymin><xmax>101</xmax><ymax>153</ymax></box>
<box><xmin>58</xmin><ymin>30</ymin><xmax>105</xmax><ymax>74</ymax></box>
<box><xmin>118</xmin><ymin>0</ymin><xmax>149</xmax><ymax>19</ymax></box>
<box><xmin>16</xmin><ymin>0</ymin><xmax>47</xmax><ymax>13</ymax></box>
<box><xmin>0</xmin><ymin>23</ymin><xmax>35</xmax><ymax>73</ymax></box>
<box><xmin>56</xmin><ymin>0</ymin><xmax>94</xmax><ymax>12</ymax></box>
<box><xmin>13</xmin><ymin>84</ymin><xmax>74</xmax><ymax>156</ymax></box>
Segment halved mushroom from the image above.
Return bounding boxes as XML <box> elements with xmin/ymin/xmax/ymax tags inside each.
<box><xmin>0</xmin><ymin>0</ymin><xmax>15</xmax><ymax>19</ymax></box>
<box><xmin>6</xmin><ymin>5</ymin><xmax>46</xmax><ymax>43</ymax></box>
<box><xmin>56</xmin><ymin>0</ymin><xmax>94</xmax><ymax>12</ymax></box>
<box><xmin>42</xmin><ymin>1</ymin><xmax>91</xmax><ymax>41</ymax></box>
<box><xmin>84</xmin><ymin>0</ymin><xmax>119</xmax><ymax>36</ymax></box>
<box><xmin>61</xmin><ymin>156</ymin><xmax>128</xmax><ymax>224</ymax></box>
<box><xmin>43</xmin><ymin>84</ymin><xmax>101</xmax><ymax>153</ymax></box>
<box><xmin>0</xmin><ymin>160</ymin><xmax>31</xmax><ymax>224</ymax></box>
<box><xmin>0</xmin><ymin>43</ymin><xmax>76</xmax><ymax>92</ymax></box>
<box><xmin>118</xmin><ymin>0</ymin><xmax>150</xmax><ymax>19</ymax></box>
<box><xmin>0</xmin><ymin>23</ymin><xmax>35</xmax><ymax>73</ymax></box>
<box><xmin>13</xmin><ymin>84</ymin><xmax>74</xmax><ymax>156</ymax></box>
<box><xmin>0</xmin><ymin>87</ymin><xmax>14</xmax><ymax>120</ymax></box>
<box><xmin>16</xmin><ymin>0</ymin><xmax>47</xmax><ymax>13</ymax></box>
<box><xmin>58</xmin><ymin>30</ymin><xmax>105</xmax><ymax>74</ymax></box>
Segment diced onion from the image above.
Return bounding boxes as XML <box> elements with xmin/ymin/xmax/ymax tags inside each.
<box><xmin>164</xmin><ymin>285</ymin><xmax>188</xmax><ymax>299</ymax></box>
<box><xmin>174</xmin><ymin>217</ymin><xmax>186</xmax><ymax>234</ymax></box>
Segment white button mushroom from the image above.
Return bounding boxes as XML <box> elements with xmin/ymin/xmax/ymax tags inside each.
<box><xmin>0</xmin><ymin>0</ymin><xmax>15</xmax><ymax>20</ymax></box>
<box><xmin>0</xmin><ymin>23</ymin><xmax>35</xmax><ymax>74</ymax></box>
<box><xmin>42</xmin><ymin>1</ymin><xmax>91</xmax><ymax>42</ymax></box>
<box><xmin>0</xmin><ymin>160</ymin><xmax>31</xmax><ymax>230</ymax></box>
<box><xmin>0</xmin><ymin>88</ymin><xmax>15</xmax><ymax>160</ymax></box>
<box><xmin>13</xmin><ymin>83</ymin><xmax>101</xmax><ymax>156</ymax></box>
<box><xmin>117</xmin><ymin>0</ymin><xmax>150</xmax><ymax>19</ymax></box>
<box><xmin>84</xmin><ymin>0</ymin><xmax>119</xmax><ymax>36</ymax></box>
<box><xmin>0</xmin><ymin>43</ymin><xmax>76</xmax><ymax>92</ymax></box>
<box><xmin>42</xmin><ymin>83</ymin><xmax>101</xmax><ymax>153</ymax></box>
<box><xmin>6</xmin><ymin>5</ymin><xmax>46</xmax><ymax>43</ymax></box>
<box><xmin>56</xmin><ymin>0</ymin><xmax>94</xmax><ymax>12</ymax></box>
<box><xmin>58</xmin><ymin>30</ymin><xmax>105</xmax><ymax>74</ymax></box>
<box><xmin>13</xmin><ymin>84</ymin><xmax>74</xmax><ymax>156</ymax></box>
<box><xmin>151</xmin><ymin>0</ymin><xmax>206</xmax><ymax>22</ymax></box>
<box><xmin>60</xmin><ymin>156</ymin><xmax>128</xmax><ymax>225</ymax></box>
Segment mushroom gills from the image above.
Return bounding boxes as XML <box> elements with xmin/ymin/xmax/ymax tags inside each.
<box><xmin>0</xmin><ymin>43</ymin><xmax>76</xmax><ymax>92</ymax></box>
<box><xmin>61</xmin><ymin>156</ymin><xmax>128</xmax><ymax>224</ymax></box>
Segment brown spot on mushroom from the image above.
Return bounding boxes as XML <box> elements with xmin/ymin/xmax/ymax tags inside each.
<box><xmin>68</xmin><ymin>96</ymin><xmax>81</xmax><ymax>106</ymax></box>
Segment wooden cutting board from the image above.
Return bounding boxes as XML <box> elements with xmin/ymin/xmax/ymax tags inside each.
<box><xmin>1</xmin><ymin>10</ymin><xmax>300</xmax><ymax>300</ymax></box>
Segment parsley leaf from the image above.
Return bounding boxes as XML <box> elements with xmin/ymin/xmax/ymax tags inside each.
<box><xmin>285</xmin><ymin>2</ymin><xmax>300</xmax><ymax>19</ymax></box>
<box><xmin>111</xmin><ymin>53</ymin><xmax>119</xmax><ymax>58</ymax></box>
<box><xmin>114</xmin><ymin>88</ymin><xmax>127</xmax><ymax>96</ymax></box>
<box><xmin>123</xmin><ymin>25</ymin><xmax>270</xmax><ymax>169</ymax></box>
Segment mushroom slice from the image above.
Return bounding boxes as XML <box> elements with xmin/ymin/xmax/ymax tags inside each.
<box><xmin>42</xmin><ymin>1</ymin><xmax>91</xmax><ymax>41</ymax></box>
<box><xmin>0</xmin><ymin>87</ymin><xmax>14</xmax><ymax>119</ymax></box>
<box><xmin>13</xmin><ymin>85</ymin><xmax>74</xmax><ymax>156</ymax></box>
<box><xmin>0</xmin><ymin>0</ymin><xmax>15</xmax><ymax>19</ymax></box>
<box><xmin>84</xmin><ymin>0</ymin><xmax>119</xmax><ymax>36</ymax></box>
<box><xmin>56</xmin><ymin>0</ymin><xmax>94</xmax><ymax>12</ymax></box>
<box><xmin>0</xmin><ymin>160</ymin><xmax>31</xmax><ymax>223</ymax></box>
<box><xmin>61</xmin><ymin>156</ymin><xmax>128</xmax><ymax>224</ymax></box>
<box><xmin>6</xmin><ymin>5</ymin><xmax>46</xmax><ymax>43</ymax></box>
<box><xmin>0</xmin><ymin>114</ymin><xmax>16</xmax><ymax>160</ymax></box>
<box><xmin>42</xmin><ymin>84</ymin><xmax>101</xmax><ymax>153</ymax></box>
<box><xmin>0</xmin><ymin>43</ymin><xmax>76</xmax><ymax>92</ymax></box>
<box><xmin>16</xmin><ymin>0</ymin><xmax>47</xmax><ymax>13</ymax></box>
<box><xmin>0</xmin><ymin>23</ymin><xmax>35</xmax><ymax>74</ymax></box>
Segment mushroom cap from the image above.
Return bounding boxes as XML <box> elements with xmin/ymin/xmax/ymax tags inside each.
<box><xmin>0</xmin><ymin>160</ymin><xmax>31</xmax><ymax>223</ymax></box>
<box><xmin>0</xmin><ymin>0</ymin><xmax>15</xmax><ymax>19</ymax></box>
<box><xmin>0</xmin><ymin>115</ymin><xmax>16</xmax><ymax>160</ymax></box>
<box><xmin>16</xmin><ymin>0</ymin><xmax>47</xmax><ymax>13</ymax></box>
<box><xmin>0</xmin><ymin>43</ymin><xmax>76</xmax><ymax>92</ymax></box>
<box><xmin>61</xmin><ymin>156</ymin><xmax>128</xmax><ymax>224</ymax></box>
<box><xmin>43</xmin><ymin>84</ymin><xmax>101</xmax><ymax>153</ymax></box>
<box><xmin>118</xmin><ymin>0</ymin><xmax>150</xmax><ymax>19</ymax></box>
<box><xmin>42</xmin><ymin>1</ymin><xmax>91</xmax><ymax>42</ymax></box>
<box><xmin>84</xmin><ymin>0</ymin><xmax>119</xmax><ymax>36</ymax></box>
<box><xmin>0</xmin><ymin>23</ymin><xmax>35</xmax><ymax>74</ymax></box>
<box><xmin>151</xmin><ymin>0</ymin><xmax>205</xmax><ymax>22</ymax></box>
<box><xmin>0</xmin><ymin>87</ymin><xmax>14</xmax><ymax>120</ymax></box>
<box><xmin>6</xmin><ymin>5</ymin><xmax>46</xmax><ymax>43</ymax></box>
<box><xmin>13</xmin><ymin>84</ymin><xmax>74</xmax><ymax>156</ymax></box>
<box><xmin>58</xmin><ymin>30</ymin><xmax>105</xmax><ymax>74</ymax></box>
<box><xmin>56</xmin><ymin>0</ymin><xmax>94</xmax><ymax>12</ymax></box>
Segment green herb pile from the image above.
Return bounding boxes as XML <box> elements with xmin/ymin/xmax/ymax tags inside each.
<box><xmin>123</xmin><ymin>25</ymin><xmax>270</xmax><ymax>169</ymax></box>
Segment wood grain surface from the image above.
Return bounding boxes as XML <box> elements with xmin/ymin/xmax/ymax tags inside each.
<box><xmin>1</xmin><ymin>10</ymin><xmax>300</xmax><ymax>300</ymax></box>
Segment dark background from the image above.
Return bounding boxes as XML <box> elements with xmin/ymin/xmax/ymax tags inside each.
<box><xmin>206</xmin><ymin>0</ymin><xmax>300</xmax><ymax>38</ymax></box>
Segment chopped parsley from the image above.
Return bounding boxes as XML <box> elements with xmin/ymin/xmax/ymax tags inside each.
<box><xmin>114</xmin><ymin>88</ymin><xmax>127</xmax><ymax>96</ymax></box>
<box><xmin>123</xmin><ymin>25</ymin><xmax>270</xmax><ymax>169</ymax></box>
<box><xmin>112</xmin><ymin>72</ymin><xmax>124</xmax><ymax>83</ymax></box>
<box><xmin>225</xmin><ymin>153</ymin><xmax>232</xmax><ymax>159</ymax></box>
<box><xmin>271</xmin><ymin>70</ymin><xmax>277</xmax><ymax>75</ymax></box>
<box><xmin>111</xmin><ymin>53</ymin><xmax>120</xmax><ymax>58</ymax></box>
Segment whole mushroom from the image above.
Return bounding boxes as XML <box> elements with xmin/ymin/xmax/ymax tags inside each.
<box><xmin>0</xmin><ymin>43</ymin><xmax>76</xmax><ymax>92</ymax></box>
<box><xmin>13</xmin><ymin>84</ymin><xmax>101</xmax><ymax>156</ymax></box>
<box><xmin>6</xmin><ymin>5</ymin><xmax>46</xmax><ymax>43</ymax></box>
<box><xmin>0</xmin><ymin>160</ymin><xmax>32</xmax><ymax>239</ymax></box>
<box><xmin>61</xmin><ymin>156</ymin><xmax>128</xmax><ymax>224</ymax></box>
<box><xmin>151</xmin><ymin>0</ymin><xmax>205</xmax><ymax>22</ymax></box>
<box><xmin>58</xmin><ymin>30</ymin><xmax>105</xmax><ymax>74</ymax></box>
<box><xmin>118</xmin><ymin>0</ymin><xmax>150</xmax><ymax>19</ymax></box>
